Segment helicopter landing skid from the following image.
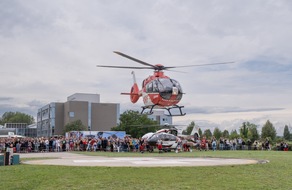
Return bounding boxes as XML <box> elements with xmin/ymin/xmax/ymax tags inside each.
<box><xmin>141</xmin><ymin>105</ymin><xmax>186</xmax><ymax>116</ymax></box>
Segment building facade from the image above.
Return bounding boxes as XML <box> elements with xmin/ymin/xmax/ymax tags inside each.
<box><xmin>147</xmin><ymin>110</ymin><xmax>173</xmax><ymax>125</ymax></box>
<box><xmin>37</xmin><ymin>93</ymin><xmax>120</xmax><ymax>137</ymax></box>
<box><xmin>0</xmin><ymin>123</ymin><xmax>37</xmax><ymax>137</ymax></box>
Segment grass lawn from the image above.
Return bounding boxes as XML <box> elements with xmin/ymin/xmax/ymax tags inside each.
<box><xmin>1</xmin><ymin>150</ymin><xmax>291</xmax><ymax>190</ymax></box>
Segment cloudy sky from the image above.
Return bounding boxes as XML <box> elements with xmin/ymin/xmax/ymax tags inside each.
<box><xmin>1</xmin><ymin>1</ymin><xmax>292</xmax><ymax>134</ymax></box>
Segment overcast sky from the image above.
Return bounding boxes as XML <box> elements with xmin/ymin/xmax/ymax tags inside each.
<box><xmin>1</xmin><ymin>1</ymin><xmax>292</xmax><ymax>134</ymax></box>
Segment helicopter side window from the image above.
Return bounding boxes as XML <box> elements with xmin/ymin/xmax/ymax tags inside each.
<box><xmin>157</xmin><ymin>78</ymin><xmax>183</xmax><ymax>100</ymax></box>
<box><xmin>157</xmin><ymin>80</ymin><xmax>163</xmax><ymax>92</ymax></box>
<box><xmin>161</xmin><ymin>133</ymin><xmax>168</xmax><ymax>140</ymax></box>
<box><xmin>146</xmin><ymin>80</ymin><xmax>159</xmax><ymax>93</ymax></box>
<box><xmin>170</xmin><ymin>79</ymin><xmax>183</xmax><ymax>100</ymax></box>
<box><xmin>170</xmin><ymin>130</ymin><xmax>178</xmax><ymax>136</ymax></box>
<box><xmin>169</xmin><ymin>135</ymin><xmax>177</xmax><ymax>141</ymax></box>
<box><xmin>153</xmin><ymin>80</ymin><xmax>159</xmax><ymax>92</ymax></box>
<box><xmin>146</xmin><ymin>82</ymin><xmax>153</xmax><ymax>93</ymax></box>
<box><xmin>170</xmin><ymin>79</ymin><xmax>183</xmax><ymax>93</ymax></box>
<box><xmin>157</xmin><ymin>78</ymin><xmax>174</xmax><ymax>100</ymax></box>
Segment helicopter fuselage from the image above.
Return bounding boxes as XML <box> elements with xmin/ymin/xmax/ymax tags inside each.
<box><xmin>141</xmin><ymin>71</ymin><xmax>183</xmax><ymax>108</ymax></box>
<box><xmin>144</xmin><ymin>130</ymin><xmax>179</xmax><ymax>148</ymax></box>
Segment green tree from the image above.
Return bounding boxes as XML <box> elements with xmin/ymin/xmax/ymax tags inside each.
<box><xmin>283</xmin><ymin>125</ymin><xmax>291</xmax><ymax>140</ymax></box>
<box><xmin>213</xmin><ymin>127</ymin><xmax>222</xmax><ymax>139</ymax></box>
<box><xmin>247</xmin><ymin>123</ymin><xmax>259</xmax><ymax>142</ymax></box>
<box><xmin>111</xmin><ymin>110</ymin><xmax>157</xmax><ymax>138</ymax></box>
<box><xmin>261</xmin><ymin>120</ymin><xmax>277</xmax><ymax>141</ymax></box>
<box><xmin>64</xmin><ymin>120</ymin><xmax>87</xmax><ymax>133</ymax></box>
<box><xmin>0</xmin><ymin>111</ymin><xmax>34</xmax><ymax>125</ymax></box>
<box><xmin>182</xmin><ymin>121</ymin><xmax>195</xmax><ymax>135</ymax></box>
<box><xmin>229</xmin><ymin>129</ymin><xmax>239</xmax><ymax>139</ymax></box>
<box><xmin>203</xmin><ymin>129</ymin><xmax>212</xmax><ymax>139</ymax></box>
<box><xmin>198</xmin><ymin>128</ymin><xmax>203</xmax><ymax>137</ymax></box>
<box><xmin>240</xmin><ymin>122</ymin><xmax>249</xmax><ymax>138</ymax></box>
<box><xmin>222</xmin><ymin>130</ymin><xmax>230</xmax><ymax>138</ymax></box>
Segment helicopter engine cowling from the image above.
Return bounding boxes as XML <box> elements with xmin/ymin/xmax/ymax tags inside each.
<box><xmin>130</xmin><ymin>83</ymin><xmax>140</xmax><ymax>103</ymax></box>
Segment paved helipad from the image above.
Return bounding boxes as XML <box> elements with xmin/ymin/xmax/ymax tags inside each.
<box><xmin>20</xmin><ymin>152</ymin><xmax>261</xmax><ymax>167</ymax></box>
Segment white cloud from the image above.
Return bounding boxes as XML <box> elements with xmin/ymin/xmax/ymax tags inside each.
<box><xmin>0</xmin><ymin>1</ymin><xmax>292</xmax><ymax>134</ymax></box>
<box><xmin>174</xmin><ymin>108</ymin><xmax>292</xmax><ymax>135</ymax></box>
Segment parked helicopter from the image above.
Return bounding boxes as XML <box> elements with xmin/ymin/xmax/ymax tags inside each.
<box><xmin>141</xmin><ymin>126</ymin><xmax>180</xmax><ymax>151</ymax></box>
<box><xmin>97</xmin><ymin>51</ymin><xmax>233</xmax><ymax>116</ymax></box>
<box><xmin>141</xmin><ymin>124</ymin><xmax>200</xmax><ymax>152</ymax></box>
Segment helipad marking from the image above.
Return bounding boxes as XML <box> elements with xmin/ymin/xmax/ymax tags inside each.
<box><xmin>113</xmin><ymin>157</ymin><xmax>159</xmax><ymax>161</ymax></box>
<box><xmin>133</xmin><ymin>160</ymin><xmax>187</xmax><ymax>165</ymax></box>
<box><xmin>73</xmin><ymin>158</ymin><xmax>218</xmax><ymax>164</ymax></box>
<box><xmin>74</xmin><ymin>160</ymin><xmax>117</xmax><ymax>163</ymax></box>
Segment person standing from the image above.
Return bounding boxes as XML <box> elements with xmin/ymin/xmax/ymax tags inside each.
<box><xmin>157</xmin><ymin>139</ymin><xmax>163</xmax><ymax>153</ymax></box>
<box><xmin>211</xmin><ymin>136</ymin><xmax>217</xmax><ymax>151</ymax></box>
<box><xmin>219</xmin><ymin>137</ymin><xmax>224</xmax><ymax>150</ymax></box>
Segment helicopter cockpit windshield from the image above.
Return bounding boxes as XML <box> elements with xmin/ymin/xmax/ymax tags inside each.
<box><xmin>146</xmin><ymin>78</ymin><xmax>183</xmax><ymax>100</ymax></box>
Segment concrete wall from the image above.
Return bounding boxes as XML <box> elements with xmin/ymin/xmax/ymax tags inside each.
<box><xmin>91</xmin><ymin>103</ymin><xmax>118</xmax><ymax>131</ymax></box>
<box><xmin>64</xmin><ymin>101</ymin><xmax>89</xmax><ymax>129</ymax></box>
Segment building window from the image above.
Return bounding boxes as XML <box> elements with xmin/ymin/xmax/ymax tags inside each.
<box><xmin>69</xmin><ymin>112</ymin><xmax>75</xmax><ymax>118</ymax></box>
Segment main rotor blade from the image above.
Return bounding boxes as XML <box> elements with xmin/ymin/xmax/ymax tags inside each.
<box><xmin>114</xmin><ymin>51</ymin><xmax>156</xmax><ymax>68</ymax></box>
<box><xmin>163</xmin><ymin>61</ymin><xmax>235</xmax><ymax>69</ymax></box>
<box><xmin>96</xmin><ymin>65</ymin><xmax>152</xmax><ymax>69</ymax></box>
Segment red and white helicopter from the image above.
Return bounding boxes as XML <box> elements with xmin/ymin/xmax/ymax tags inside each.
<box><xmin>141</xmin><ymin>124</ymin><xmax>200</xmax><ymax>151</ymax></box>
<box><xmin>97</xmin><ymin>51</ymin><xmax>233</xmax><ymax>116</ymax></box>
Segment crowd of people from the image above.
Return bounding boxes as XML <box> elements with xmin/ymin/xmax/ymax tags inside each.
<box><xmin>0</xmin><ymin>135</ymin><xmax>289</xmax><ymax>154</ymax></box>
<box><xmin>195</xmin><ymin>136</ymin><xmax>263</xmax><ymax>151</ymax></box>
<box><xmin>0</xmin><ymin>135</ymin><xmax>153</xmax><ymax>153</ymax></box>
<box><xmin>194</xmin><ymin>136</ymin><xmax>289</xmax><ymax>151</ymax></box>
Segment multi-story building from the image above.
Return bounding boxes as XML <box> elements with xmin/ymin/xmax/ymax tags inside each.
<box><xmin>37</xmin><ymin>93</ymin><xmax>120</xmax><ymax>137</ymax></box>
<box><xmin>0</xmin><ymin>123</ymin><xmax>37</xmax><ymax>137</ymax></box>
<box><xmin>147</xmin><ymin>110</ymin><xmax>172</xmax><ymax>125</ymax></box>
<box><xmin>4</xmin><ymin>123</ymin><xmax>28</xmax><ymax>129</ymax></box>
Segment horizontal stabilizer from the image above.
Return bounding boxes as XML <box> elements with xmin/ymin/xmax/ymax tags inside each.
<box><xmin>121</xmin><ymin>92</ymin><xmax>139</xmax><ymax>95</ymax></box>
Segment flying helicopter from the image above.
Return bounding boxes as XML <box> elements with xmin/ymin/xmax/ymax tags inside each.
<box><xmin>97</xmin><ymin>51</ymin><xmax>233</xmax><ymax>116</ymax></box>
